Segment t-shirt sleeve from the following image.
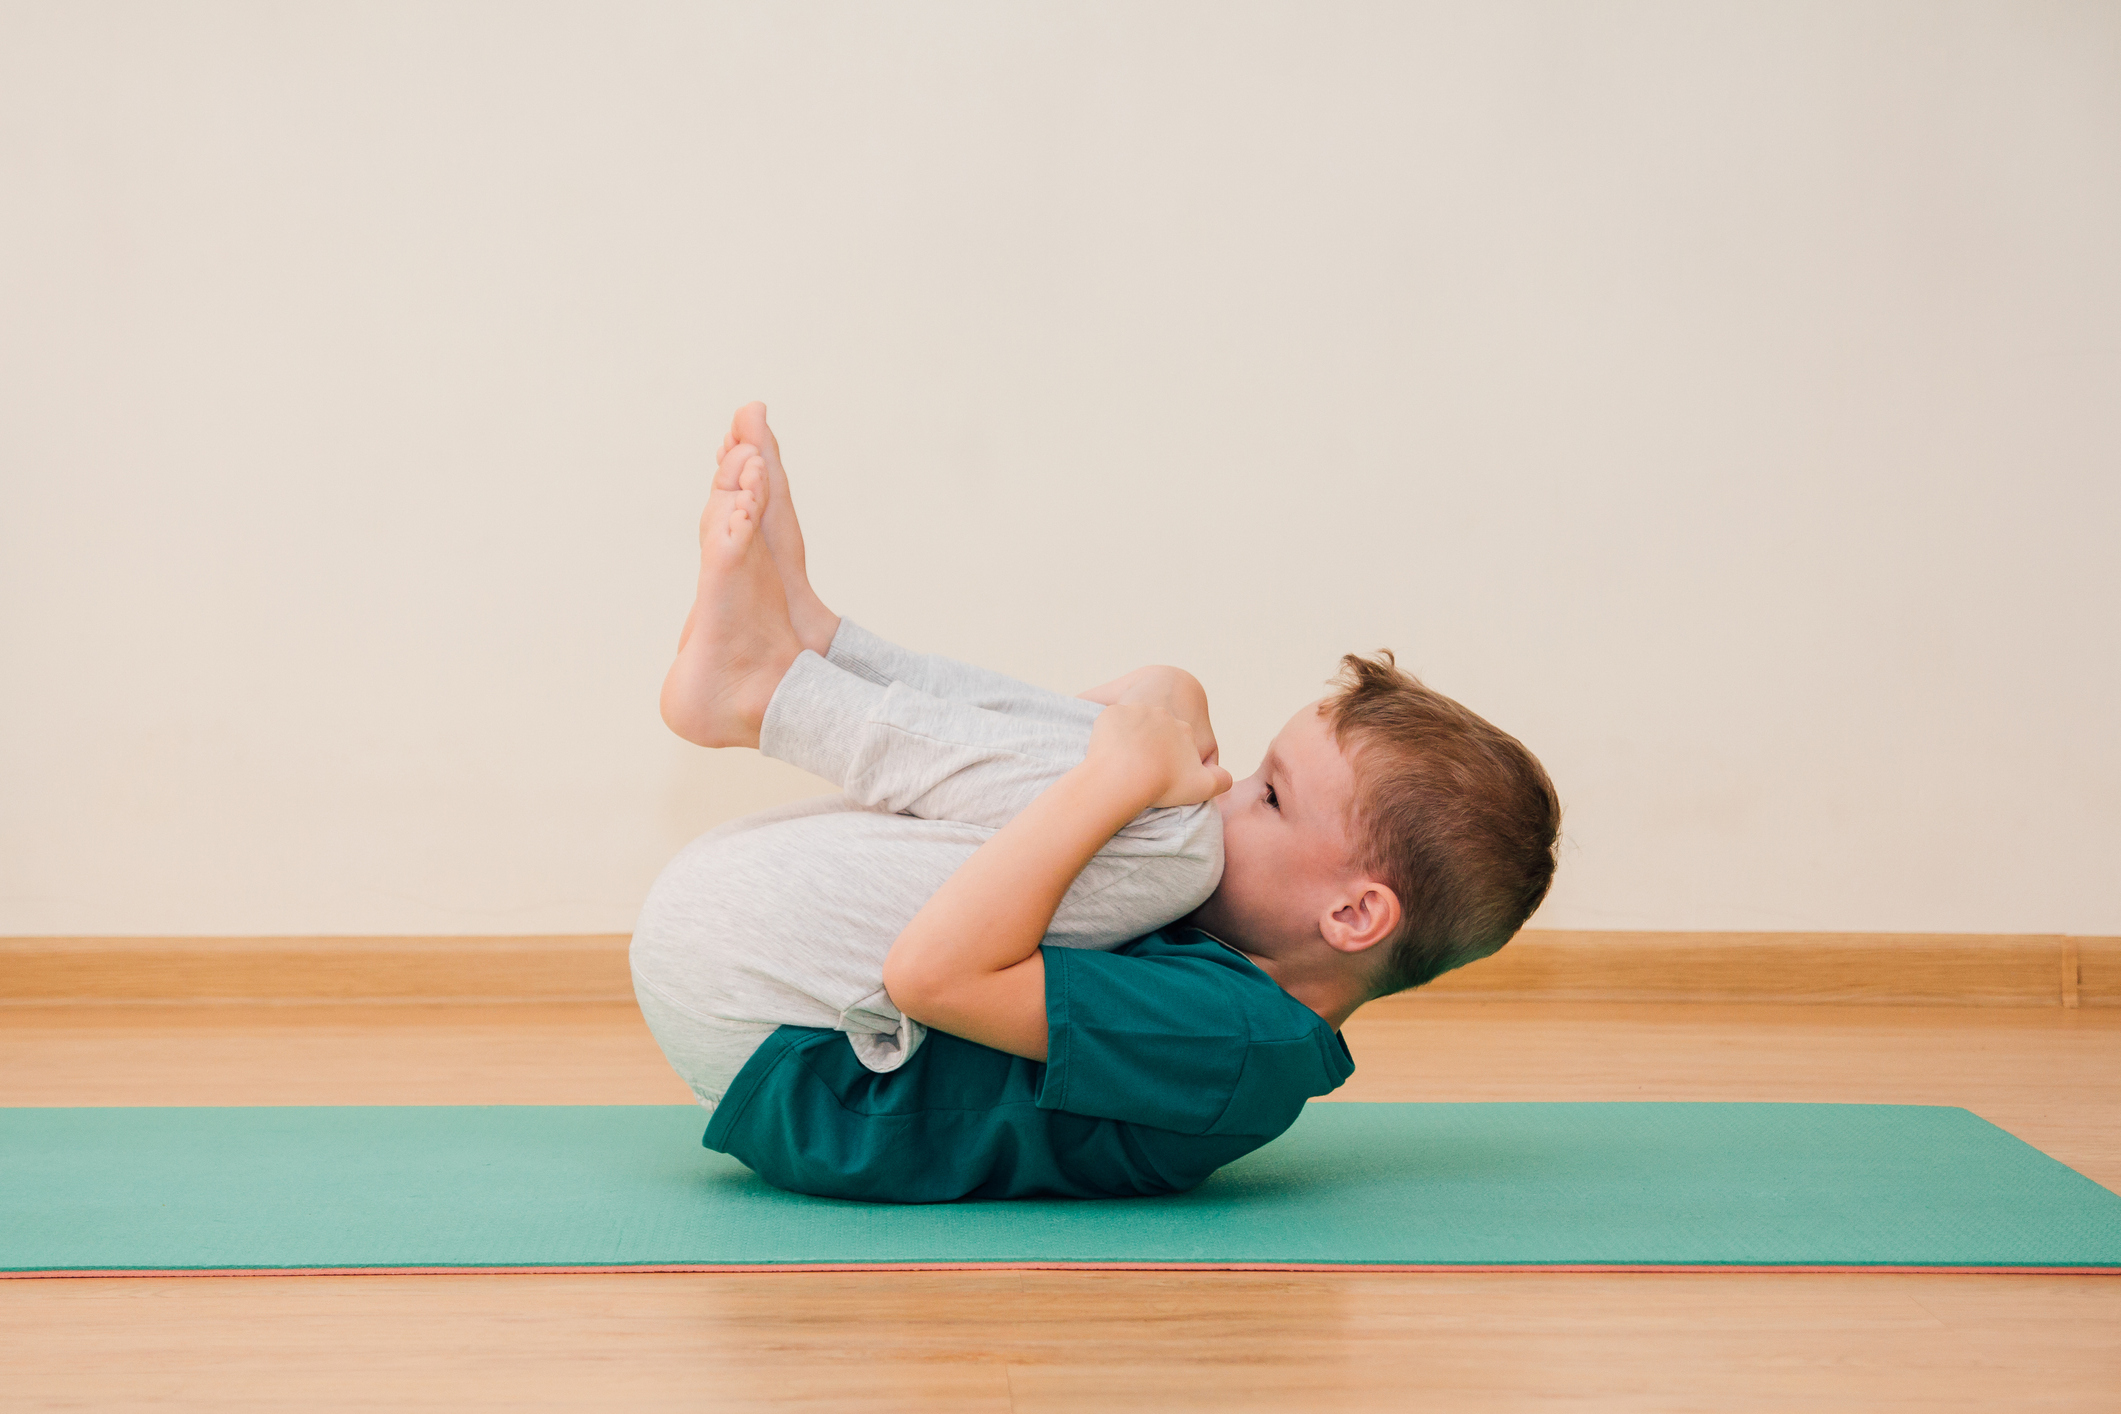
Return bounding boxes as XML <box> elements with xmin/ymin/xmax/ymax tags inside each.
<box><xmin>1036</xmin><ymin>945</ymin><xmax>1261</xmax><ymax>1136</ymax></box>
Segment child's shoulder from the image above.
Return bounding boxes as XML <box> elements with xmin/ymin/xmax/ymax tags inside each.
<box><xmin>1078</xmin><ymin>928</ymin><xmax>1330</xmax><ymax>1035</ymax></box>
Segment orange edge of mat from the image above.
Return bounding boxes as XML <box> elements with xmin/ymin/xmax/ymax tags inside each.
<box><xmin>6</xmin><ymin>1262</ymin><xmax>2118</xmax><ymax>1279</ymax></box>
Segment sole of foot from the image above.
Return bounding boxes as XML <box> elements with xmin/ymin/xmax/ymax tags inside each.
<box><xmin>727</xmin><ymin>401</ymin><xmax>840</xmax><ymax>656</ymax></box>
<box><xmin>659</xmin><ymin>443</ymin><xmax>805</xmax><ymax>749</ymax></box>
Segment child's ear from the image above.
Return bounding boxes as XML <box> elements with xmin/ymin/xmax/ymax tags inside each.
<box><xmin>1320</xmin><ymin>881</ymin><xmax>1401</xmax><ymax>956</ymax></box>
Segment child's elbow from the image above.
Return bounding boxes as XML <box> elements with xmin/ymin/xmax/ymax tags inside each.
<box><xmin>881</xmin><ymin>948</ymin><xmax>941</xmax><ymax>1023</ymax></box>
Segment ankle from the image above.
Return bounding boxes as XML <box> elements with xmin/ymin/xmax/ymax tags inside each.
<box><xmin>730</xmin><ymin>638</ymin><xmax>805</xmax><ymax>748</ymax></box>
<box><xmin>792</xmin><ymin>600</ymin><xmax>841</xmax><ymax>659</ymax></box>
<box><xmin>659</xmin><ymin>636</ymin><xmax>802</xmax><ymax>751</ymax></box>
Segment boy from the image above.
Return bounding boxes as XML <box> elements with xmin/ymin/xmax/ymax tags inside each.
<box><xmin>633</xmin><ymin>405</ymin><xmax>1559</xmax><ymax>1201</ymax></box>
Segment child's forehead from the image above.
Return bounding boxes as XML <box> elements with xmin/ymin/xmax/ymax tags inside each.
<box><xmin>1271</xmin><ymin>701</ymin><xmax>1355</xmax><ymax>780</ymax></box>
<box><xmin>1275</xmin><ymin>699</ymin><xmax>1337</xmax><ymax>748</ymax></box>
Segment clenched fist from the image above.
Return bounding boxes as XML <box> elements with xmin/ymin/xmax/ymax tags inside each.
<box><xmin>1086</xmin><ymin>701</ymin><xmax>1234</xmax><ymax>809</ymax></box>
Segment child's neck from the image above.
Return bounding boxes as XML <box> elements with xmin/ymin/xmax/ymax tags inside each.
<box><xmin>1191</xmin><ymin>926</ymin><xmax>1370</xmax><ymax>1031</ymax></box>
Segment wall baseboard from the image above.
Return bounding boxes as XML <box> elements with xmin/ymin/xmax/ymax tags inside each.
<box><xmin>1391</xmin><ymin>931</ymin><xmax>2115</xmax><ymax>1011</ymax></box>
<box><xmin>3</xmin><ymin>931</ymin><xmax>2115</xmax><ymax>1009</ymax></box>
<box><xmin>0</xmin><ymin>936</ymin><xmax>637</xmax><ymax>1006</ymax></box>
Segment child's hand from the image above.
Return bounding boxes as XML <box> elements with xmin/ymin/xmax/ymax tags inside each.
<box><xmin>1075</xmin><ymin>665</ymin><xmax>1220</xmax><ymax>767</ymax></box>
<box><xmin>1086</xmin><ymin>701</ymin><xmax>1235</xmax><ymax>808</ymax></box>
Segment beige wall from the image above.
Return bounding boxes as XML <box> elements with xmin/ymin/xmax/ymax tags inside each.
<box><xmin>3</xmin><ymin>3</ymin><xmax>2116</xmax><ymax>937</ymax></box>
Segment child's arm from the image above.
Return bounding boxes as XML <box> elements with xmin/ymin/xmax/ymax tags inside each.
<box><xmin>881</xmin><ymin>702</ymin><xmax>1232</xmax><ymax>1061</ymax></box>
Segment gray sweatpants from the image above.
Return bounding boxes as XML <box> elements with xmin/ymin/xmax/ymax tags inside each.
<box><xmin>629</xmin><ymin>619</ymin><xmax>1225</xmax><ymax>1111</ymax></box>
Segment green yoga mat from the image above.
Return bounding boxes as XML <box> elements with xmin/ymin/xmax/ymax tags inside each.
<box><xmin>5</xmin><ymin>1102</ymin><xmax>2119</xmax><ymax>1276</ymax></box>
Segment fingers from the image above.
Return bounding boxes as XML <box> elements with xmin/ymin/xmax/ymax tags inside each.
<box><xmin>1088</xmin><ymin>700</ymin><xmax>1232</xmax><ymax>807</ymax></box>
<box><xmin>1153</xmin><ymin>761</ymin><xmax>1233</xmax><ymax>809</ymax></box>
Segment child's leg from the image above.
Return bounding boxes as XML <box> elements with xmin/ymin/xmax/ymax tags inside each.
<box><xmin>633</xmin><ymin>786</ymin><xmax>1218</xmax><ymax>1106</ymax></box>
<box><xmin>634</xmin><ymin>417</ymin><xmax>1217</xmax><ymax>1106</ymax></box>
<box><xmin>762</xmin><ymin>646</ymin><xmax>1088</xmax><ymax>826</ymax></box>
<box><xmin>756</xmin><ymin>645</ymin><xmax>1220</xmax><ymax>942</ymax></box>
<box><xmin>665</xmin><ymin>427</ymin><xmax>1222</xmax><ymax>942</ymax></box>
<box><xmin>636</xmin><ymin>647</ymin><xmax>1218</xmax><ymax>1107</ymax></box>
<box><xmin>633</xmin><ymin>805</ymin><xmax>990</xmax><ymax>1102</ymax></box>
<box><xmin>823</xmin><ymin>618</ymin><xmax>1093</xmax><ymax>730</ymax></box>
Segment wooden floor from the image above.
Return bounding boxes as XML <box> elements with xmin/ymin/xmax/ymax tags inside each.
<box><xmin>5</xmin><ymin>996</ymin><xmax>2118</xmax><ymax>1411</ymax></box>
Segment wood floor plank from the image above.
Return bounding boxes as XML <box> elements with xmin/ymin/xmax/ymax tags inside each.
<box><xmin>0</xmin><ymin>1001</ymin><xmax>697</xmax><ymax>1108</ymax></box>
<box><xmin>7</xmin><ymin>1271</ymin><xmax>2115</xmax><ymax>1413</ymax></box>
<box><xmin>2</xmin><ymin>1273</ymin><xmax>1020</xmax><ymax>1412</ymax></box>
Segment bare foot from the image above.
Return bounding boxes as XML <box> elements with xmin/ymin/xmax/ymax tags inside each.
<box><xmin>660</xmin><ymin>443</ymin><xmax>804</xmax><ymax>749</ymax></box>
<box><xmin>723</xmin><ymin>402</ymin><xmax>841</xmax><ymax>656</ymax></box>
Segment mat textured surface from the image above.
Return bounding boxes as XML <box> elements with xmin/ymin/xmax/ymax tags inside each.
<box><xmin>6</xmin><ymin>1102</ymin><xmax>2119</xmax><ymax>1275</ymax></box>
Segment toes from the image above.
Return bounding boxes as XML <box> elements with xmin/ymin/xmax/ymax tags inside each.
<box><xmin>716</xmin><ymin>442</ymin><xmax>758</xmax><ymax>492</ymax></box>
<box><xmin>735</xmin><ymin>402</ymin><xmax>778</xmax><ymax>460</ymax></box>
<box><xmin>729</xmin><ymin>402</ymin><xmax>759</xmax><ymax>446</ymax></box>
<box><xmin>714</xmin><ymin>494</ymin><xmax>758</xmax><ymax>552</ymax></box>
<box><xmin>735</xmin><ymin>400</ymin><xmax>765</xmax><ymax>436</ymax></box>
<box><xmin>714</xmin><ymin>456</ymin><xmax>768</xmax><ymax>548</ymax></box>
<box><xmin>739</xmin><ymin>454</ymin><xmax>770</xmax><ymax>510</ymax></box>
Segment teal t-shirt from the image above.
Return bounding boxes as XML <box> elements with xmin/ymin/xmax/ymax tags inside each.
<box><xmin>701</xmin><ymin>927</ymin><xmax>1355</xmax><ymax>1202</ymax></box>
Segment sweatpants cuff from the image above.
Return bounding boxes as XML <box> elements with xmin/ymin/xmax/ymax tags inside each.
<box><xmin>758</xmin><ymin>649</ymin><xmax>888</xmax><ymax>787</ymax></box>
<box><xmin>825</xmin><ymin>618</ymin><xmax>900</xmax><ymax>689</ymax></box>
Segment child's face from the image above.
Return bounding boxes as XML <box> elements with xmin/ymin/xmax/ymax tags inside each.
<box><xmin>1188</xmin><ymin>700</ymin><xmax>1363</xmax><ymax>955</ymax></box>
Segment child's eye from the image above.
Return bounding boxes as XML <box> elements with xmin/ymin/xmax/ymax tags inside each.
<box><xmin>1264</xmin><ymin>785</ymin><xmax>1280</xmax><ymax>811</ymax></box>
